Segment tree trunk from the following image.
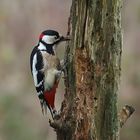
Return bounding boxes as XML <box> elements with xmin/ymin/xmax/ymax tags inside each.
<box><xmin>50</xmin><ymin>0</ymin><xmax>133</xmax><ymax>140</ymax></box>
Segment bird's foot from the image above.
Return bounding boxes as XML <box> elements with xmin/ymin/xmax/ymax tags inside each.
<box><xmin>53</xmin><ymin>109</ymin><xmax>61</xmax><ymax>120</ymax></box>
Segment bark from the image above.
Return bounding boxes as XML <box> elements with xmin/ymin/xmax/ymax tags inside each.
<box><xmin>49</xmin><ymin>0</ymin><xmax>134</xmax><ymax>140</ymax></box>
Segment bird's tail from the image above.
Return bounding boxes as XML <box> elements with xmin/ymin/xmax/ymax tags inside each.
<box><xmin>40</xmin><ymin>100</ymin><xmax>47</xmax><ymax>115</ymax></box>
<box><xmin>40</xmin><ymin>100</ymin><xmax>55</xmax><ymax>119</ymax></box>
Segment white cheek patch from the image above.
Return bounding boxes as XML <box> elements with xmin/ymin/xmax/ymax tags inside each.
<box><xmin>42</xmin><ymin>35</ymin><xmax>56</xmax><ymax>44</ymax></box>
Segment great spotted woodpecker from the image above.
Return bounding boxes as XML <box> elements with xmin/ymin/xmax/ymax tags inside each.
<box><xmin>30</xmin><ymin>30</ymin><xmax>69</xmax><ymax>119</ymax></box>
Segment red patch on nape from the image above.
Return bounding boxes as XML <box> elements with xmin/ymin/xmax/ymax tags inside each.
<box><xmin>44</xmin><ymin>82</ymin><xmax>59</xmax><ymax>109</ymax></box>
<box><xmin>39</xmin><ymin>33</ymin><xmax>44</xmax><ymax>40</ymax></box>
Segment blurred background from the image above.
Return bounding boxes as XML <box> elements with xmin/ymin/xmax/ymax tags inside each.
<box><xmin>0</xmin><ymin>0</ymin><xmax>139</xmax><ymax>140</ymax></box>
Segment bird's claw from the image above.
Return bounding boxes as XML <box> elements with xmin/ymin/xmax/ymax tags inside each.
<box><xmin>53</xmin><ymin>109</ymin><xmax>61</xmax><ymax>120</ymax></box>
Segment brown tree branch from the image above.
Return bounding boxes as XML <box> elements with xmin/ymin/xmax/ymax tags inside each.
<box><xmin>119</xmin><ymin>105</ymin><xmax>135</xmax><ymax>128</ymax></box>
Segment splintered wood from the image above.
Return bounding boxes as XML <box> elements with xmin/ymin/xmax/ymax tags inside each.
<box><xmin>74</xmin><ymin>47</ymin><xmax>94</xmax><ymax>140</ymax></box>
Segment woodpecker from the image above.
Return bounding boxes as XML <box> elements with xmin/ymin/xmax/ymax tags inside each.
<box><xmin>30</xmin><ymin>30</ymin><xmax>69</xmax><ymax>119</ymax></box>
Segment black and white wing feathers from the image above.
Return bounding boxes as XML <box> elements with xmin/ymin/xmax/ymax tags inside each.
<box><xmin>30</xmin><ymin>47</ymin><xmax>46</xmax><ymax>112</ymax></box>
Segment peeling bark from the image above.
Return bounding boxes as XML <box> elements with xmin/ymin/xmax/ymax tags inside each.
<box><xmin>49</xmin><ymin>0</ymin><xmax>135</xmax><ymax>140</ymax></box>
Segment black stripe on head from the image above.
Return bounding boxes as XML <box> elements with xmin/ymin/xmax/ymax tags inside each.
<box><xmin>42</xmin><ymin>30</ymin><xmax>60</xmax><ymax>38</ymax></box>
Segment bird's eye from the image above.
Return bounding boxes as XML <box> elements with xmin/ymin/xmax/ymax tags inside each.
<box><xmin>55</xmin><ymin>36</ymin><xmax>57</xmax><ymax>39</ymax></box>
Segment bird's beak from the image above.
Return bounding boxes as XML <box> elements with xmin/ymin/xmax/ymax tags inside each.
<box><xmin>55</xmin><ymin>36</ymin><xmax>71</xmax><ymax>44</ymax></box>
<box><xmin>60</xmin><ymin>36</ymin><xmax>71</xmax><ymax>41</ymax></box>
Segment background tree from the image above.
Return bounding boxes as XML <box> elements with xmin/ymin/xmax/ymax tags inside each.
<box><xmin>50</xmin><ymin>0</ymin><xmax>135</xmax><ymax>140</ymax></box>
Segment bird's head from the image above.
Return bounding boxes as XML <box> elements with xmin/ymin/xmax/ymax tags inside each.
<box><xmin>39</xmin><ymin>30</ymin><xmax>70</xmax><ymax>45</ymax></box>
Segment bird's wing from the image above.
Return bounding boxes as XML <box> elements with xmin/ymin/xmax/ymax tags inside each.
<box><xmin>32</xmin><ymin>51</ymin><xmax>44</xmax><ymax>95</ymax></box>
<box><xmin>31</xmin><ymin>50</ymin><xmax>47</xmax><ymax>112</ymax></box>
